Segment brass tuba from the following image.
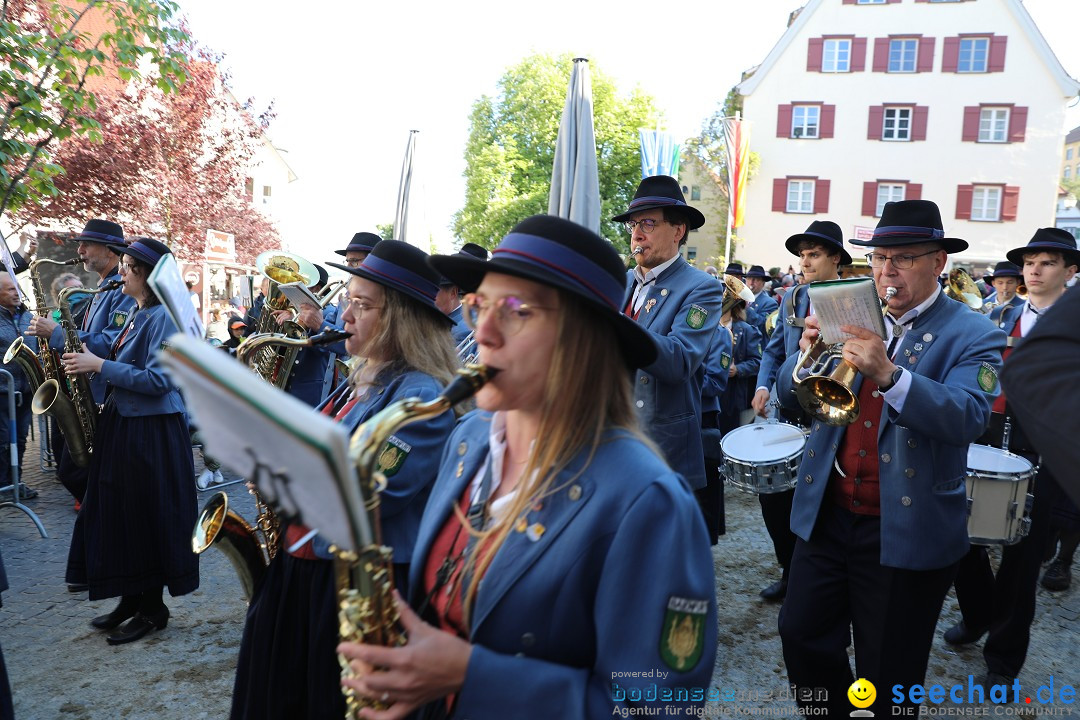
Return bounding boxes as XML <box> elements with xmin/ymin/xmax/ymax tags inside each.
<box><xmin>945</xmin><ymin>268</ymin><xmax>983</xmax><ymax>311</ymax></box>
<box><xmin>721</xmin><ymin>273</ymin><xmax>757</xmax><ymax>315</ymax></box>
<box><xmin>249</xmin><ymin>251</ymin><xmax>320</xmax><ymax>389</ymax></box>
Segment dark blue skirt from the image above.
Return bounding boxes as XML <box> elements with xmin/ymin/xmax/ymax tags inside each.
<box><xmin>66</xmin><ymin>401</ymin><xmax>199</xmax><ymax>600</ymax></box>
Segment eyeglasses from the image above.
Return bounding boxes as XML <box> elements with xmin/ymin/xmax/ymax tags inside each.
<box><xmin>345</xmin><ymin>258</ymin><xmax>365</xmax><ymax>268</ymax></box>
<box><xmin>119</xmin><ymin>262</ymin><xmax>137</xmax><ymax>273</ymax></box>
<box><xmin>865</xmin><ymin>250</ymin><xmax>940</xmax><ymax>270</ymax></box>
<box><xmin>623</xmin><ymin>218</ymin><xmax>665</xmax><ymax>234</ymax></box>
<box><xmin>344</xmin><ymin>298</ymin><xmax>382</xmax><ymax>316</ymax></box>
<box><xmin>461</xmin><ymin>293</ymin><xmax>554</xmax><ymax>335</ymax></box>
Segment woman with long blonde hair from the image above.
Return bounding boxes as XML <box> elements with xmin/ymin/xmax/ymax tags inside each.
<box><xmin>339</xmin><ymin>215</ymin><xmax>717</xmax><ymax>719</ymax></box>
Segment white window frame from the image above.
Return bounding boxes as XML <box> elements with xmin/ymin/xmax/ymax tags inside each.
<box><xmin>888</xmin><ymin>38</ymin><xmax>918</xmax><ymax>73</ymax></box>
<box><xmin>978</xmin><ymin>107</ymin><xmax>1009</xmax><ymax>143</ymax></box>
<box><xmin>822</xmin><ymin>39</ymin><xmax>851</xmax><ymax>73</ymax></box>
<box><xmin>1066</xmin><ymin>166</ymin><xmax>1073</xmax><ymax>180</ymax></box>
<box><xmin>876</xmin><ymin>184</ymin><xmax>906</xmax><ymax>217</ymax></box>
<box><xmin>971</xmin><ymin>186</ymin><xmax>1002</xmax><ymax>222</ymax></box>
<box><xmin>787</xmin><ymin>180</ymin><xmax>815</xmax><ymax>214</ymax></box>
<box><xmin>882</xmin><ymin>107</ymin><xmax>912</xmax><ymax>141</ymax></box>
<box><xmin>958</xmin><ymin>37</ymin><xmax>990</xmax><ymax>73</ymax></box>
<box><xmin>791</xmin><ymin>105</ymin><xmax>820</xmax><ymax>139</ymax></box>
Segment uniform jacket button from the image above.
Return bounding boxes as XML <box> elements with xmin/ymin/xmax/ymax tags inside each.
<box><xmin>804</xmin><ymin>475</ymin><xmax>813</xmax><ymax>484</ymax></box>
<box><xmin>640</xmin><ymin>377</ymin><xmax>649</xmax><ymax>384</ymax></box>
<box><xmin>901</xmin><ymin>496</ymin><xmax>912</xmax><ymax>506</ymax></box>
<box><xmin>808</xmin><ymin>449</ymin><xmax>815</xmax><ymax>458</ymax></box>
<box><xmin>568</xmin><ymin>485</ymin><xmax>582</xmax><ymax>501</ymax></box>
<box><xmin>907</xmin><ymin>438</ymin><xmax>918</xmax><ymax>448</ymax></box>
<box><xmin>880</xmin><ymin>453</ymin><xmax>891</xmax><ymax>463</ymax></box>
<box><xmin>635</xmin><ymin>400</ymin><xmax>644</xmax><ymax>408</ymax></box>
<box><xmin>905</xmin><ymin>468</ymin><xmax>916</xmax><ymax>478</ymax></box>
<box><xmin>521</xmin><ymin>632</ymin><xmax>535</xmax><ymax>647</ymax></box>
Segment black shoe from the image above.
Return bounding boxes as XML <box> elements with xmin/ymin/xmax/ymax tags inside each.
<box><xmin>106</xmin><ymin>607</ymin><xmax>169</xmax><ymax>645</ymax></box>
<box><xmin>1040</xmin><ymin>559</ymin><xmax>1072</xmax><ymax>591</ymax></box>
<box><xmin>943</xmin><ymin>620</ymin><xmax>988</xmax><ymax>646</ymax></box>
<box><xmin>91</xmin><ymin>605</ymin><xmax>138</xmax><ymax>631</ymax></box>
<box><xmin>759</xmin><ymin>578</ymin><xmax>788</xmax><ymax>601</ymax></box>
<box><xmin>67</xmin><ymin>583</ymin><xmax>89</xmax><ymax>593</ymax></box>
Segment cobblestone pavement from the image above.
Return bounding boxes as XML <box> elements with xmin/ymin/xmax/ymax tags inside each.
<box><xmin>0</xmin><ymin>432</ymin><xmax>1076</xmax><ymax>718</ymax></box>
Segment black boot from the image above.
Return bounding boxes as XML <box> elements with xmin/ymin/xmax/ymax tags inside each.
<box><xmin>91</xmin><ymin>596</ymin><xmax>139</xmax><ymax>631</ymax></box>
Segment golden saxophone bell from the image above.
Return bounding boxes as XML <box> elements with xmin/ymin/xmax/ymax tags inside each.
<box><xmin>192</xmin><ymin>491</ymin><xmax>267</xmax><ymax>601</ymax></box>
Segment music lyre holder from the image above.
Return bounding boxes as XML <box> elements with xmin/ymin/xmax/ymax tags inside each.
<box><xmin>0</xmin><ymin>369</ymin><xmax>47</xmax><ymax>537</ymax></box>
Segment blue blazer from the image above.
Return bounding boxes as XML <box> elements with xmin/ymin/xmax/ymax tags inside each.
<box><xmin>409</xmin><ymin>412</ymin><xmax>717</xmax><ymax>719</ymax></box>
<box><xmin>98</xmin><ymin>304</ymin><xmax>186</xmax><ymax>417</ymax></box>
<box><xmin>49</xmin><ymin>270</ymin><xmax>136</xmax><ymax>404</ymax></box>
<box><xmin>989</xmin><ymin>300</ymin><xmax>1023</xmax><ymax>335</ymax></box>
<box><xmin>775</xmin><ymin>294</ymin><xmax>1006</xmax><ymax>570</ymax></box>
<box><xmin>720</xmin><ymin>320</ymin><xmax>762</xmax><ymax>420</ymax></box>
<box><xmin>756</xmin><ymin>284</ymin><xmax>809</xmax><ymax>391</ymax></box>
<box><xmin>0</xmin><ymin>305</ymin><xmax>32</xmax><ymax>395</ymax></box>
<box><xmin>315</xmin><ymin>370</ymin><xmax>456</xmax><ymax>563</ymax></box>
<box><xmin>701</xmin><ymin>321</ymin><xmax>732</xmax><ymax>414</ymax></box>
<box><xmin>624</xmin><ymin>258</ymin><xmax>723</xmax><ymax>489</ymax></box>
<box><xmin>448</xmin><ymin>305</ymin><xmax>471</xmax><ymax>346</ymax></box>
<box><xmin>747</xmin><ymin>291</ymin><xmax>778</xmax><ymax>339</ymax></box>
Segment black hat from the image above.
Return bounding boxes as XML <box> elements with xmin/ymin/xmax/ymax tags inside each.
<box><xmin>438</xmin><ymin>243</ymin><xmax>491</xmax><ymax>287</ymax></box>
<box><xmin>108</xmin><ymin>237</ymin><xmax>171</xmax><ymax>267</ymax></box>
<box><xmin>1006</xmin><ymin>228</ymin><xmax>1080</xmax><ymax>268</ymax></box>
<box><xmin>785</xmin><ymin>220</ymin><xmax>854</xmax><ymax>265</ymax></box>
<box><xmin>334</xmin><ymin>232</ymin><xmax>382</xmax><ymax>257</ymax></box>
<box><xmin>611</xmin><ymin>175</ymin><xmax>705</xmax><ymax>230</ymax></box>
<box><xmin>328</xmin><ymin>240</ymin><xmax>451</xmax><ymax>326</ymax></box>
<box><xmin>849</xmin><ymin>200</ymin><xmax>967</xmax><ymax>254</ymax></box>
<box><xmin>76</xmin><ymin>218</ymin><xmax>124</xmax><ymax>246</ymax></box>
<box><xmin>987</xmin><ymin>261</ymin><xmax>1022</xmax><ymax>280</ymax></box>
<box><xmin>724</xmin><ymin>263</ymin><xmax>744</xmax><ymax>277</ymax></box>
<box><xmin>745</xmin><ymin>265</ymin><xmax>771</xmax><ymax>280</ymax></box>
<box><xmin>313</xmin><ymin>263</ymin><xmax>329</xmax><ymax>289</ymax></box>
<box><xmin>429</xmin><ymin>215</ymin><xmax>657</xmax><ymax>369</ymax></box>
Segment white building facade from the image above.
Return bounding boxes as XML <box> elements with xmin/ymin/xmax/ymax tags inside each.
<box><xmin>737</xmin><ymin>0</ymin><xmax>1080</xmax><ymax>269</ymax></box>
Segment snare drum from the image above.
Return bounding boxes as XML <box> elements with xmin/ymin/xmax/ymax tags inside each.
<box><xmin>965</xmin><ymin>444</ymin><xmax>1035</xmax><ymax>546</ymax></box>
<box><xmin>720</xmin><ymin>422</ymin><xmax>806</xmax><ymax>494</ymax></box>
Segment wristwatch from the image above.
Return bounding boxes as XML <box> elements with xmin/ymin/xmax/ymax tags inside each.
<box><xmin>879</xmin><ymin>367</ymin><xmax>903</xmax><ymax>393</ymax></box>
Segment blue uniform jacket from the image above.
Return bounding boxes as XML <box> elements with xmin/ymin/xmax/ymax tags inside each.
<box><xmin>625</xmin><ymin>258</ymin><xmax>723</xmax><ymax>489</ymax></box>
<box><xmin>409</xmin><ymin>412</ymin><xmax>717</xmax><ymax>719</ymax></box>
<box><xmin>720</xmin><ymin>320</ymin><xmax>763</xmax><ymax>420</ymax></box>
<box><xmin>98</xmin><ymin>304</ymin><xmax>186</xmax><ymax>417</ymax></box>
<box><xmin>448</xmin><ymin>305</ymin><xmax>471</xmax><ymax>346</ymax></box>
<box><xmin>987</xmin><ymin>294</ymin><xmax>1024</xmax><ymax>319</ymax></box>
<box><xmin>315</xmin><ymin>370</ymin><xmax>455</xmax><ymax>563</ymax></box>
<box><xmin>989</xmin><ymin>300</ymin><xmax>1023</xmax><ymax>333</ymax></box>
<box><xmin>746</xmin><ymin>291</ymin><xmax>778</xmax><ymax>339</ymax></box>
<box><xmin>701</xmin><ymin>322</ymin><xmax>732</xmax><ymax>414</ymax></box>
<box><xmin>756</xmin><ymin>284</ymin><xmax>809</xmax><ymax>392</ymax></box>
<box><xmin>775</xmin><ymin>294</ymin><xmax>1006</xmax><ymax>570</ymax></box>
<box><xmin>49</xmin><ymin>270</ymin><xmax>136</xmax><ymax>404</ymax></box>
<box><xmin>0</xmin><ymin>305</ymin><xmax>32</xmax><ymax>395</ymax></box>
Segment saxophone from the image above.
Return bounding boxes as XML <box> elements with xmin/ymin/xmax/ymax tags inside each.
<box><xmin>31</xmin><ymin>280</ymin><xmax>122</xmax><ymax>467</ymax></box>
<box><xmin>336</xmin><ymin>364</ymin><xmax>495</xmax><ymax>719</ymax></box>
<box><xmin>3</xmin><ymin>257</ymin><xmax>81</xmax><ymax>394</ymax></box>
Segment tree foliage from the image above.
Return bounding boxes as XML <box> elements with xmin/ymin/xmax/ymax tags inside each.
<box><xmin>453</xmin><ymin>53</ymin><xmax>661</xmax><ymax>251</ymax></box>
<box><xmin>0</xmin><ymin>0</ymin><xmax>189</xmax><ymax>220</ymax></box>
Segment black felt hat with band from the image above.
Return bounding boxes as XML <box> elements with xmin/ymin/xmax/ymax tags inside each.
<box><xmin>987</xmin><ymin>261</ymin><xmax>1021</xmax><ymax>280</ymax></box>
<box><xmin>724</xmin><ymin>263</ymin><xmax>744</xmax><ymax>277</ymax></box>
<box><xmin>429</xmin><ymin>214</ymin><xmax>658</xmax><ymax>369</ymax></box>
<box><xmin>108</xmin><ymin>237</ymin><xmax>170</xmax><ymax>267</ymax></box>
<box><xmin>849</xmin><ymin>200</ymin><xmax>967</xmax><ymax>254</ymax></box>
<box><xmin>611</xmin><ymin>175</ymin><xmax>706</xmax><ymax>230</ymax></box>
<box><xmin>327</xmin><ymin>240</ymin><xmax>451</xmax><ymax>326</ymax></box>
<box><xmin>745</xmin><ymin>265</ymin><xmax>771</xmax><ymax>280</ymax></box>
<box><xmin>785</xmin><ymin>220</ymin><xmax>853</xmax><ymax>265</ymax></box>
<box><xmin>76</xmin><ymin>219</ymin><xmax>124</xmax><ymax>246</ymax></box>
<box><xmin>1005</xmin><ymin>227</ymin><xmax>1080</xmax><ymax>268</ymax></box>
<box><xmin>334</xmin><ymin>232</ymin><xmax>382</xmax><ymax>257</ymax></box>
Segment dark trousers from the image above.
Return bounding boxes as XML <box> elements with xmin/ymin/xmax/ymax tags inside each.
<box><xmin>779</xmin><ymin>503</ymin><xmax>957</xmax><ymax>716</ymax></box>
<box><xmin>952</xmin><ymin>466</ymin><xmax>1054</xmax><ymax>678</ymax></box>
<box><xmin>759</xmin><ymin>489</ymin><xmax>796</xmax><ymax>573</ymax></box>
<box><xmin>0</xmin><ymin>401</ymin><xmax>32</xmax><ymax>490</ymax></box>
<box><xmin>696</xmin><ymin>410</ymin><xmax>725</xmax><ymax>543</ymax></box>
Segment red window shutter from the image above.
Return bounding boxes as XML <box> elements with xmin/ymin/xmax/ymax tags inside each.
<box><xmin>907</xmin><ymin>183</ymin><xmax>923</xmax><ymax>201</ymax></box>
<box><xmin>808</xmin><ymin>38</ymin><xmax>824</xmax><ymax>72</ymax></box>
<box><xmin>942</xmin><ymin>37</ymin><xmax>960</xmax><ymax>72</ymax></box>
<box><xmin>820</xmin><ymin>105</ymin><xmax>836</xmax><ymax>139</ymax></box>
<box><xmin>1002</xmin><ymin>186</ymin><xmax>1020</xmax><ymax>220</ymax></box>
<box><xmin>873</xmin><ymin>38</ymin><xmax>889</xmax><ymax>72</ymax></box>
<box><xmin>868</xmin><ymin>106</ymin><xmax>885</xmax><ymax>140</ymax></box>
<box><xmin>777</xmin><ymin>105</ymin><xmax>793</xmax><ymax>138</ymax></box>
<box><xmin>814</xmin><ymin>179</ymin><xmax>831</xmax><ymax>214</ymax></box>
<box><xmin>989</xmin><ymin>36</ymin><xmax>1007</xmax><ymax>72</ymax></box>
<box><xmin>773</xmin><ymin>179</ymin><xmax>788</xmax><ymax>212</ymax></box>
<box><xmin>912</xmin><ymin>106</ymin><xmax>929</xmax><ymax>141</ymax></box>
<box><xmin>956</xmin><ymin>185</ymin><xmax>974</xmax><ymax>220</ymax></box>
<box><xmin>887</xmin><ymin>0</ymin><xmax>900</xmax><ymax>4</ymax></box>
<box><xmin>842</xmin><ymin>0</ymin><xmax>857</xmax><ymax>4</ymax></box>
<box><xmin>917</xmin><ymin>37</ymin><xmax>935</xmax><ymax>72</ymax></box>
<box><xmin>851</xmin><ymin>37</ymin><xmax>867</xmax><ymax>72</ymax></box>
<box><xmin>1009</xmin><ymin>106</ymin><xmax>1028</xmax><ymax>143</ymax></box>
<box><xmin>862</xmin><ymin>182</ymin><xmax>877</xmax><ymax>216</ymax></box>
<box><xmin>962</xmin><ymin>107</ymin><xmax>980</xmax><ymax>142</ymax></box>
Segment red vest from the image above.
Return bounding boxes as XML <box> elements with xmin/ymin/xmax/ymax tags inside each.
<box><xmin>829</xmin><ymin>378</ymin><xmax>885</xmax><ymax>516</ymax></box>
<box><xmin>991</xmin><ymin>319</ymin><xmax>1022</xmax><ymax>415</ymax></box>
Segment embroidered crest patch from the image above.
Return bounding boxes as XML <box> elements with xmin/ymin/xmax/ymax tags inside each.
<box><xmin>977</xmin><ymin>362</ymin><xmax>998</xmax><ymax>393</ymax></box>
<box><xmin>720</xmin><ymin>353</ymin><xmax>732</xmax><ymax>370</ymax></box>
<box><xmin>376</xmin><ymin>435</ymin><xmax>412</xmax><ymax>477</ymax></box>
<box><xmin>685</xmin><ymin>305</ymin><xmax>708</xmax><ymax>330</ymax></box>
<box><xmin>112</xmin><ymin>310</ymin><xmax>128</xmax><ymax>328</ymax></box>
<box><xmin>660</xmin><ymin>596</ymin><xmax>707</xmax><ymax>672</ymax></box>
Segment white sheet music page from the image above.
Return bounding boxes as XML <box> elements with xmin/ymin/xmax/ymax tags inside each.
<box><xmin>807</xmin><ymin>277</ymin><xmax>888</xmax><ymax>345</ymax></box>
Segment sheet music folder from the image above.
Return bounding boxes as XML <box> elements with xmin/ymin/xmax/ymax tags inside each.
<box><xmin>806</xmin><ymin>277</ymin><xmax>888</xmax><ymax>346</ymax></box>
<box><xmin>159</xmin><ymin>334</ymin><xmax>372</xmax><ymax>552</ymax></box>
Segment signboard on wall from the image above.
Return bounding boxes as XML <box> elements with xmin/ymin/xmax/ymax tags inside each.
<box><xmin>852</xmin><ymin>225</ymin><xmax>875</xmax><ymax>242</ymax></box>
<box><xmin>205</xmin><ymin>229</ymin><xmax>236</xmax><ymax>263</ymax></box>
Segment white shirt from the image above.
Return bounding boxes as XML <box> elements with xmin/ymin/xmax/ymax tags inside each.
<box><xmin>468</xmin><ymin>411</ymin><xmax>522</xmax><ymax>525</ymax></box>
<box><xmin>630</xmin><ymin>254</ymin><xmax>680</xmax><ymax>315</ymax></box>
<box><xmin>1019</xmin><ymin>297</ymin><xmax>1055</xmax><ymax>336</ymax></box>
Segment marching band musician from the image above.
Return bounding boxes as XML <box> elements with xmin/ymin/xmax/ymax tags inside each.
<box><xmin>338</xmin><ymin>215</ymin><xmax>717</xmax><ymax>719</ymax></box>
<box><xmin>435</xmin><ymin>242</ymin><xmax>490</xmax><ymax>347</ymax></box>
<box><xmin>0</xmin><ymin>272</ymin><xmax>33</xmax><ymax>499</ymax></box>
<box><xmin>749</xmin><ymin>220</ymin><xmax>850</xmax><ymax>601</ymax></box>
<box><xmin>942</xmin><ymin>228</ymin><xmax>1079</xmax><ymax>688</ymax></box>
<box><xmin>717</xmin><ymin>292</ymin><xmax>762</xmax><ymax>437</ymax></box>
<box><xmin>743</xmin><ymin>265</ymin><xmax>778</xmax><ymax>340</ymax></box>
<box><xmin>775</xmin><ymin>200</ymin><xmax>1005</xmax><ymax>716</ymax></box>
<box><xmin>230</xmin><ymin>240</ymin><xmax>459</xmax><ymax>720</ymax></box>
<box><xmin>25</xmin><ymin>219</ymin><xmax>136</xmax><ymax>577</ymax></box>
<box><xmin>983</xmin><ymin>260</ymin><xmax>1024</xmax><ymax>315</ymax></box>
<box><xmin>61</xmin><ymin>238</ymin><xmax>198</xmax><ymax>645</ymax></box>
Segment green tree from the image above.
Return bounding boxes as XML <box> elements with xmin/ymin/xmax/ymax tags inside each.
<box><xmin>453</xmin><ymin>53</ymin><xmax>661</xmax><ymax>252</ymax></box>
<box><xmin>0</xmin><ymin>0</ymin><xmax>189</xmax><ymax>222</ymax></box>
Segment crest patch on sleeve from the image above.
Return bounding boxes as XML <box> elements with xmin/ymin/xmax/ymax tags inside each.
<box><xmin>112</xmin><ymin>310</ymin><xmax>128</xmax><ymax>327</ymax></box>
<box><xmin>660</xmin><ymin>596</ymin><xmax>707</xmax><ymax>672</ymax></box>
<box><xmin>720</xmin><ymin>353</ymin><xmax>732</xmax><ymax>370</ymax></box>
<box><xmin>977</xmin><ymin>362</ymin><xmax>998</xmax><ymax>393</ymax></box>
<box><xmin>376</xmin><ymin>435</ymin><xmax>412</xmax><ymax>477</ymax></box>
<box><xmin>685</xmin><ymin>305</ymin><xmax>708</xmax><ymax>330</ymax></box>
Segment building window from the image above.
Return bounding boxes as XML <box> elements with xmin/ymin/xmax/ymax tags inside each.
<box><xmin>792</xmin><ymin>106</ymin><xmax>820</xmax><ymax>139</ymax></box>
<box><xmin>262</xmin><ymin>185</ymin><xmax>272</xmax><ymax>205</ymax></box>
<box><xmin>787</xmin><ymin>180</ymin><xmax>815</xmax><ymax>213</ymax></box>
<box><xmin>1066</xmin><ymin>166</ymin><xmax>1073</xmax><ymax>180</ymax></box>
<box><xmin>978</xmin><ymin>108</ymin><xmax>1009</xmax><ymax>143</ymax></box>
<box><xmin>686</xmin><ymin>247</ymin><xmax>697</xmax><ymax>262</ymax></box>
<box><xmin>882</xmin><ymin>108</ymin><xmax>912</xmax><ymax>141</ymax></box>
<box><xmin>971</xmin><ymin>186</ymin><xmax>1002</xmax><ymax>222</ymax></box>
<box><xmin>888</xmin><ymin>39</ymin><xmax>918</xmax><ymax>72</ymax></box>
<box><xmin>244</xmin><ymin>177</ymin><xmax>254</xmax><ymax>202</ymax></box>
<box><xmin>822</xmin><ymin>39</ymin><xmax>851</xmax><ymax>72</ymax></box>
<box><xmin>690</xmin><ymin>185</ymin><xmax>701</xmax><ymax>201</ymax></box>
<box><xmin>1067</xmin><ymin>148</ymin><xmax>1074</xmax><ymax>160</ymax></box>
<box><xmin>958</xmin><ymin>37</ymin><xmax>989</xmax><ymax>72</ymax></box>
<box><xmin>876</xmin><ymin>184</ymin><xmax>906</xmax><ymax>216</ymax></box>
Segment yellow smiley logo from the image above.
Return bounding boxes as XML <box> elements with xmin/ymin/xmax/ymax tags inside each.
<box><xmin>848</xmin><ymin>678</ymin><xmax>876</xmax><ymax>709</ymax></box>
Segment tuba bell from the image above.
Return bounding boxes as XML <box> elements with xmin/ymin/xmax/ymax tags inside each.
<box><xmin>721</xmin><ymin>274</ymin><xmax>757</xmax><ymax>315</ymax></box>
<box><xmin>944</xmin><ymin>268</ymin><xmax>983</xmax><ymax>311</ymax></box>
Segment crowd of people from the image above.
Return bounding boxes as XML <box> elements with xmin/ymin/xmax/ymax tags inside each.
<box><xmin>0</xmin><ymin>178</ymin><xmax>1076</xmax><ymax>718</ymax></box>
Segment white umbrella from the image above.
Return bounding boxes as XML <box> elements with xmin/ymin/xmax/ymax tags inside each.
<box><xmin>393</xmin><ymin>130</ymin><xmax>418</xmax><ymax>243</ymax></box>
<box><xmin>548</xmin><ymin>58</ymin><xmax>600</xmax><ymax>234</ymax></box>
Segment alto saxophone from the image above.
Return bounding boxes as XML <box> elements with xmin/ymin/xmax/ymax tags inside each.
<box><xmin>336</xmin><ymin>364</ymin><xmax>495</xmax><ymax>719</ymax></box>
<box><xmin>3</xmin><ymin>257</ymin><xmax>81</xmax><ymax>394</ymax></box>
